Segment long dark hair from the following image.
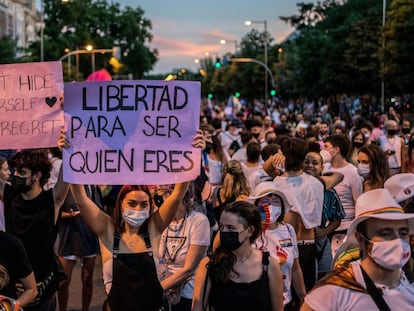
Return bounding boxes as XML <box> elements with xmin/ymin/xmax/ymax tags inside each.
<box><xmin>207</xmin><ymin>201</ymin><xmax>262</xmax><ymax>283</ymax></box>
<box><xmin>113</xmin><ymin>185</ymin><xmax>153</xmax><ymax>234</ymax></box>
<box><xmin>358</xmin><ymin>144</ymin><xmax>389</xmax><ymax>189</ymax></box>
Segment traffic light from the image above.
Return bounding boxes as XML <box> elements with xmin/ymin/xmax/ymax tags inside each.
<box><xmin>208</xmin><ymin>93</ymin><xmax>213</xmax><ymax>99</ymax></box>
<box><xmin>215</xmin><ymin>58</ymin><xmax>222</xmax><ymax>68</ymax></box>
<box><xmin>235</xmin><ymin>92</ymin><xmax>241</xmax><ymax>98</ymax></box>
<box><xmin>270</xmin><ymin>89</ymin><xmax>277</xmax><ymax>96</ymax></box>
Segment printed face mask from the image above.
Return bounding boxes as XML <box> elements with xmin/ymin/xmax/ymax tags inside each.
<box><xmin>259</xmin><ymin>202</ymin><xmax>282</xmax><ymax>229</ymax></box>
<box><xmin>366</xmin><ymin>237</ymin><xmax>411</xmax><ymax>270</ymax></box>
<box><xmin>122</xmin><ymin>209</ymin><xmax>149</xmax><ymax>228</ymax></box>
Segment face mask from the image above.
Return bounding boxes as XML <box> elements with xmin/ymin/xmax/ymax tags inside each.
<box><xmin>357</xmin><ymin>164</ymin><xmax>370</xmax><ymax>177</ymax></box>
<box><xmin>387</xmin><ymin>129</ymin><xmax>397</xmax><ymax>136</ymax></box>
<box><xmin>11</xmin><ymin>175</ymin><xmax>32</xmax><ymax>193</ymax></box>
<box><xmin>320</xmin><ymin>149</ymin><xmax>332</xmax><ymax>164</ymax></box>
<box><xmin>353</xmin><ymin>142</ymin><xmax>364</xmax><ymax>149</ymax></box>
<box><xmin>402</xmin><ymin>128</ymin><xmax>411</xmax><ymax>135</ymax></box>
<box><xmin>122</xmin><ymin>209</ymin><xmax>149</xmax><ymax>228</ymax></box>
<box><xmin>367</xmin><ymin>238</ymin><xmax>411</xmax><ymax>270</ymax></box>
<box><xmin>252</xmin><ymin>133</ymin><xmax>260</xmax><ymax>139</ymax></box>
<box><xmin>363</xmin><ymin>133</ymin><xmax>370</xmax><ymax>140</ymax></box>
<box><xmin>205</xmin><ymin>142</ymin><xmax>214</xmax><ymax>152</ymax></box>
<box><xmin>220</xmin><ymin>228</ymin><xmax>247</xmax><ymax>251</ymax></box>
<box><xmin>260</xmin><ymin>203</ymin><xmax>282</xmax><ymax>229</ymax></box>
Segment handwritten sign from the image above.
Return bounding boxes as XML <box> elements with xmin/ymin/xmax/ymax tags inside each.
<box><xmin>63</xmin><ymin>80</ymin><xmax>201</xmax><ymax>185</ymax></box>
<box><xmin>0</xmin><ymin>61</ymin><xmax>64</xmax><ymax>149</ymax></box>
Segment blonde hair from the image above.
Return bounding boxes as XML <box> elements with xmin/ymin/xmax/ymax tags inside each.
<box><xmin>220</xmin><ymin>160</ymin><xmax>250</xmax><ymax>202</ymax></box>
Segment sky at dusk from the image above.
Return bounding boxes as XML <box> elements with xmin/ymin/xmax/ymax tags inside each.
<box><xmin>117</xmin><ymin>0</ymin><xmax>302</xmax><ymax>74</ymax></box>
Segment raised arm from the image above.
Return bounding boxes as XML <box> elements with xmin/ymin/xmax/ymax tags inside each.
<box><xmin>53</xmin><ymin>129</ymin><xmax>70</xmax><ymax>223</ymax></box>
<box><xmin>320</xmin><ymin>172</ymin><xmax>344</xmax><ymax>190</ymax></box>
<box><xmin>70</xmin><ymin>184</ymin><xmax>113</xmax><ymax>238</ymax></box>
<box><xmin>150</xmin><ymin>131</ymin><xmax>205</xmax><ymax>234</ymax></box>
<box><xmin>151</xmin><ymin>182</ymin><xmax>190</xmax><ymax>234</ymax></box>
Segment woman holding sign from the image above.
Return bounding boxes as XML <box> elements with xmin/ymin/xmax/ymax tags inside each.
<box><xmin>67</xmin><ymin>131</ymin><xmax>205</xmax><ymax>311</ymax></box>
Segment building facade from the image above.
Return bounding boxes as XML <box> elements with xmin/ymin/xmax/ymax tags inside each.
<box><xmin>0</xmin><ymin>0</ymin><xmax>38</xmax><ymax>51</ymax></box>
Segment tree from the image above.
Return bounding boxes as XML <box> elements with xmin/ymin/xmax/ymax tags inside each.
<box><xmin>383</xmin><ymin>0</ymin><xmax>414</xmax><ymax>94</ymax></box>
<box><xmin>0</xmin><ymin>36</ymin><xmax>20</xmax><ymax>64</ymax></box>
<box><xmin>26</xmin><ymin>0</ymin><xmax>158</xmax><ymax>80</ymax></box>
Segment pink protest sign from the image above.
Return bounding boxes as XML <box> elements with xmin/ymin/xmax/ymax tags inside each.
<box><xmin>63</xmin><ymin>80</ymin><xmax>201</xmax><ymax>185</ymax></box>
<box><xmin>0</xmin><ymin>61</ymin><xmax>64</xmax><ymax>149</ymax></box>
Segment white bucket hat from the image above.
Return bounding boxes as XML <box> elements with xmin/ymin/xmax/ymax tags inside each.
<box><xmin>347</xmin><ymin>188</ymin><xmax>414</xmax><ymax>236</ymax></box>
<box><xmin>384</xmin><ymin>173</ymin><xmax>414</xmax><ymax>203</ymax></box>
<box><xmin>248</xmin><ymin>181</ymin><xmax>293</xmax><ymax>210</ymax></box>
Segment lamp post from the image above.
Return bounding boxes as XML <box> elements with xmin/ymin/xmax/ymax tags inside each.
<box><xmin>86</xmin><ymin>45</ymin><xmax>94</xmax><ymax>73</ymax></box>
<box><xmin>245</xmin><ymin>20</ymin><xmax>268</xmax><ymax>104</ymax></box>
<box><xmin>230</xmin><ymin>57</ymin><xmax>276</xmax><ymax>107</ymax></box>
<box><xmin>40</xmin><ymin>0</ymin><xmax>44</xmax><ymax>61</ymax></box>
<box><xmin>220</xmin><ymin>39</ymin><xmax>238</xmax><ymax>54</ymax></box>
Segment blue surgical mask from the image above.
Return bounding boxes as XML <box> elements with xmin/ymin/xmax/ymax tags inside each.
<box><xmin>122</xmin><ymin>209</ymin><xmax>149</xmax><ymax>227</ymax></box>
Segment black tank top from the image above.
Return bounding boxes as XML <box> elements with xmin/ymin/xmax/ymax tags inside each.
<box><xmin>209</xmin><ymin>252</ymin><xmax>272</xmax><ymax>311</ymax></box>
<box><xmin>107</xmin><ymin>222</ymin><xmax>163</xmax><ymax>311</ymax></box>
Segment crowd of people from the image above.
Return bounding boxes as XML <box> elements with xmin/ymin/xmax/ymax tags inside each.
<box><xmin>0</xmin><ymin>98</ymin><xmax>414</xmax><ymax>311</ymax></box>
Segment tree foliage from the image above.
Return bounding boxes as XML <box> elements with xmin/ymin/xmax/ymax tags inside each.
<box><xmin>202</xmin><ymin>0</ymin><xmax>413</xmax><ymax>104</ymax></box>
<box><xmin>0</xmin><ymin>36</ymin><xmax>19</xmax><ymax>64</ymax></box>
<box><xmin>25</xmin><ymin>0</ymin><xmax>157</xmax><ymax>80</ymax></box>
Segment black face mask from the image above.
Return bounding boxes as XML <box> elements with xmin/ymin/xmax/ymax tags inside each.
<box><xmin>153</xmin><ymin>194</ymin><xmax>164</xmax><ymax>208</ymax></box>
<box><xmin>353</xmin><ymin>142</ymin><xmax>364</xmax><ymax>148</ymax></box>
<box><xmin>220</xmin><ymin>230</ymin><xmax>246</xmax><ymax>250</ymax></box>
<box><xmin>402</xmin><ymin>128</ymin><xmax>411</xmax><ymax>135</ymax></box>
<box><xmin>387</xmin><ymin>129</ymin><xmax>397</xmax><ymax>136</ymax></box>
<box><xmin>11</xmin><ymin>175</ymin><xmax>32</xmax><ymax>193</ymax></box>
<box><xmin>252</xmin><ymin>133</ymin><xmax>260</xmax><ymax>139</ymax></box>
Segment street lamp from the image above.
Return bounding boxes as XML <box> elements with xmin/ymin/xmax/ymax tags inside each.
<box><xmin>220</xmin><ymin>39</ymin><xmax>238</xmax><ymax>54</ymax></box>
<box><xmin>381</xmin><ymin>0</ymin><xmax>386</xmax><ymax>112</ymax></box>
<box><xmin>86</xmin><ymin>45</ymin><xmax>95</xmax><ymax>73</ymax></box>
<box><xmin>245</xmin><ymin>20</ymin><xmax>268</xmax><ymax>104</ymax></box>
<box><xmin>40</xmin><ymin>0</ymin><xmax>44</xmax><ymax>61</ymax></box>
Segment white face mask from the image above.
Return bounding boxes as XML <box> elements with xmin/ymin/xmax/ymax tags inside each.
<box><xmin>368</xmin><ymin>238</ymin><xmax>411</xmax><ymax>270</ymax></box>
<box><xmin>268</xmin><ymin>205</ymin><xmax>282</xmax><ymax>224</ymax></box>
<box><xmin>122</xmin><ymin>209</ymin><xmax>149</xmax><ymax>228</ymax></box>
<box><xmin>320</xmin><ymin>149</ymin><xmax>332</xmax><ymax>164</ymax></box>
<box><xmin>357</xmin><ymin>164</ymin><xmax>370</xmax><ymax>177</ymax></box>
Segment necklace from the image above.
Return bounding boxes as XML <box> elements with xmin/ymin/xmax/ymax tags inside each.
<box><xmin>168</xmin><ymin>214</ymin><xmax>187</xmax><ymax>233</ymax></box>
<box><xmin>124</xmin><ymin>231</ymin><xmax>138</xmax><ymax>248</ymax></box>
<box><xmin>237</xmin><ymin>247</ymin><xmax>253</xmax><ymax>263</ymax></box>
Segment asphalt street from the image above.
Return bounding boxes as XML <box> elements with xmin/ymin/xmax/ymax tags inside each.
<box><xmin>65</xmin><ymin>255</ymin><xmax>106</xmax><ymax>311</ymax></box>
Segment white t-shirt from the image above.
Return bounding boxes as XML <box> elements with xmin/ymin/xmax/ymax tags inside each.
<box><xmin>254</xmin><ymin>223</ymin><xmax>298</xmax><ymax>305</ymax></box>
<box><xmin>219</xmin><ymin>131</ymin><xmax>241</xmax><ymax>152</ymax></box>
<box><xmin>232</xmin><ymin>147</ymin><xmax>247</xmax><ymax>163</ymax></box>
<box><xmin>159</xmin><ymin>211</ymin><xmax>211</xmax><ymax>299</ymax></box>
<box><xmin>323</xmin><ymin>163</ymin><xmax>363</xmax><ymax>231</ymax></box>
<box><xmin>305</xmin><ymin>260</ymin><xmax>414</xmax><ymax>310</ymax></box>
<box><xmin>273</xmin><ymin>173</ymin><xmax>324</xmax><ymax>229</ymax></box>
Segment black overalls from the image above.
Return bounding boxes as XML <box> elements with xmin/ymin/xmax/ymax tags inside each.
<box><xmin>106</xmin><ymin>226</ymin><xmax>164</xmax><ymax>311</ymax></box>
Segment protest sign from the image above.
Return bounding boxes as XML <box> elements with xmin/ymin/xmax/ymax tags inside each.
<box><xmin>63</xmin><ymin>80</ymin><xmax>201</xmax><ymax>185</ymax></box>
<box><xmin>0</xmin><ymin>61</ymin><xmax>64</xmax><ymax>149</ymax></box>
